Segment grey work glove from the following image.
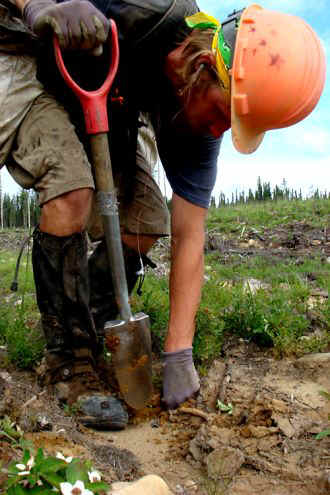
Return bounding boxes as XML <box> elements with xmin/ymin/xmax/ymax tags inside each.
<box><xmin>23</xmin><ymin>0</ymin><xmax>109</xmax><ymax>50</ymax></box>
<box><xmin>162</xmin><ymin>347</ymin><xmax>200</xmax><ymax>409</ymax></box>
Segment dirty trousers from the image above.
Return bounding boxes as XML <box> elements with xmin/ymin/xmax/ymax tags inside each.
<box><xmin>0</xmin><ymin>53</ymin><xmax>170</xmax><ymax>354</ymax></box>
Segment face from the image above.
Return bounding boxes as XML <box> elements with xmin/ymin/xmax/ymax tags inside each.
<box><xmin>178</xmin><ymin>81</ymin><xmax>231</xmax><ymax>138</ymax></box>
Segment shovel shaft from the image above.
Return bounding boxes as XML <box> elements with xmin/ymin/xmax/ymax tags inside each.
<box><xmin>90</xmin><ymin>133</ymin><xmax>132</xmax><ymax>321</ymax></box>
<box><xmin>54</xmin><ymin>26</ymin><xmax>153</xmax><ymax>408</ymax></box>
<box><xmin>54</xmin><ymin>23</ymin><xmax>131</xmax><ymax>321</ymax></box>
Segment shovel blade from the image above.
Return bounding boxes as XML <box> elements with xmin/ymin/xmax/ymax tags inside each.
<box><xmin>104</xmin><ymin>312</ymin><xmax>153</xmax><ymax>410</ymax></box>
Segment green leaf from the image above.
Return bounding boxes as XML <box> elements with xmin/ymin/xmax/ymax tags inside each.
<box><xmin>6</xmin><ymin>476</ymin><xmax>20</xmax><ymax>488</ymax></box>
<box><xmin>22</xmin><ymin>450</ymin><xmax>31</xmax><ymax>464</ymax></box>
<box><xmin>66</xmin><ymin>461</ymin><xmax>89</xmax><ymax>484</ymax></box>
<box><xmin>7</xmin><ymin>485</ymin><xmax>28</xmax><ymax>495</ymax></box>
<box><xmin>315</xmin><ymin>428</ymin><xmax>330</xmax><ymax>440</ymax></box>
<box><xmin>35</xmin><ymin>448</ymin><xmax>44</xmax><ymax>464</ymax></box>
<box><xmin>41</xmin><ymin>471</ymin><xmax>65</xmax><ymax>487</ymax></box>
<box><xmin>28</xmin><ymin>485</ymin><xmax>55</xmax><ymax>495</ymax></box>
<box><xmin>27</xmin><ymin>472</ymin><xmax>38</xmax><ymax>487</ymax></box>
<box><xmin>217</xmin><ymin>400</ymin><xmax>233</xmax><ymax>415</ymax></box>
<box><xmin>7</xmin><ymin>463</ymin><xmax>20</xmax><ymax>475</ymax></box>
<box><xmin>86</xmin><ymin>481</ymin><xmax>110</xmax><ymax>492</ymax></box>
<box><xmin>38</xmin><ymin>458</ymin><xmax>67</xmax><ymax>473</ymax></box>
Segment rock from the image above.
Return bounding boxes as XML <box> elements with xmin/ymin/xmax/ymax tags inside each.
<box><xmin>206</xmin><ymin>447</ymin><xmax>245</xmax><ymax>480</ymax></box>
<box><xmin>272</xmin><ymin>415</ymin><xmax>295</xmax><ymax>438</ymax></box>
<box><xmin>189</xmin><ymin>437</ymin><xmax>202</xmax><ymax>462</ymax></box>
<box><xmin>294</xmin><ymin>353</ymin><xmax>330</xmax><ymax>374</ymax></box>
<box><xmin>184</xmin><ymin>479</ymin><xmax>198</xmax><ymax>492</ymax></box>
<box><xmin>110</xmin><ymin>475</ymin><xmax>173</xmax><ymax>494</ymax></box>
<box><xmin>246</xmin><ymin>425</ymin><xmax>278</xmax><ymax>439</ymax></box>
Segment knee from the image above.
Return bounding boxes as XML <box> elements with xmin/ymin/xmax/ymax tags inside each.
<box><xmin>122</xmin><ymin>233</ymin><xmax>160</xmax><ymax>254</ymax></box>
<box><xmin>40</xmin><ymin>188</ymin><xmax>93</xmax><ymax>236</ymax></box>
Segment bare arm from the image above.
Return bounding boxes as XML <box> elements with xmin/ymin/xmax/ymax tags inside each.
<box><xmin>164</xmin><ymin>193</ymin><xmax>207</xmax><ymax>352</ymax></box>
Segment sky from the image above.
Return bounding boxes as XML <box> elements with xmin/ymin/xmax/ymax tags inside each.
<box><xmin>1</xmin><ymin>0</ymin><xmax>329</xmax><ymax>200</ymax></box>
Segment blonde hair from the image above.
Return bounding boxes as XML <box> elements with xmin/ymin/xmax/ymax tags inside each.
<box><xmin>176</xmin><ymin>28</ymin><xmax>219</xmax><ymax>100</ymax></box>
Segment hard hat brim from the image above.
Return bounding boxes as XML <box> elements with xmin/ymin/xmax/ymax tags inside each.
<box><xmin>230</xmin><ymin>4</ymin><xmax>264</xmax><ymax>154</ymax></box>
<box><xmin>231</xmin><ymin>100</ymin><xmax>265</xmax><ymax>154</ymax></box>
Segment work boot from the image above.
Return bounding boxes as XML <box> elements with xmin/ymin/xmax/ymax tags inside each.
<box><xmin>43</xmin><ymin>348</ymin><xmax>128</xmax><ymax>430</ymax></box>
<box><xmin>32</xmin><ymin>227</ymin><xmax>127</xmax><ymax>429</ymax></box>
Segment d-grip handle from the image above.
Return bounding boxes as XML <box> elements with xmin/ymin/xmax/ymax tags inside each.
<box><xmin>53</xmin><ymin>19</ymin><xmax>119</xmax><ymax>134</ymax></box>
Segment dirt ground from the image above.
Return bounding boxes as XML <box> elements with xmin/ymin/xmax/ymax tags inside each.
<box><xmin>0</xmin><ymin>222</ymin><xmax>329</xmax><ymax>494</ymax></box>
<box><xmin>1</xmin><ymin>345</ymin><xmax>330</xmax><ymax>494</ymax></box>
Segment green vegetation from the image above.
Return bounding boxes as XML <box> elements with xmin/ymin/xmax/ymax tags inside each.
<box><xmin>207</xmin><ymin>197</ymin><xmax>330</xmax><ymax>232</ymax></box>
<box><xmin>0</xmin><ymin>190</ymin><xmax>40</xmax><ymax>229</ymax></box>
<box><xmin>0</xmin><ymin>251</ymin><xmax>44</xmax><ymax>369</ymax></box>
<box><xmin>0</xmin><ymin>196</ymin><xmax>329</xmax><ymax>371</ymax></box>
<box><xmin>0</xmin><ymin>417</ymin><xmax>109</xmax><ymax>494</ymax></box>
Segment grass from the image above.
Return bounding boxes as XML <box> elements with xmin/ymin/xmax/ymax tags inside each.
<box><xmin>0</xmin><ymin>197</ymin><xmax>329</xmax><ymax>370</ymax></box>
<box><xmin>207</xmin><ymin>197</ymin><xmax>330</xmax><ymax>233</ymax></box>
<box><xmin>0</xmin><ymin>250</ymin><xmax>44</xmax><ymax>369</ymax></box>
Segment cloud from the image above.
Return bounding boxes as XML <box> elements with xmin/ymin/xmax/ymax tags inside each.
<box><xmin>213</xmin><ymin>126</ymin><xmax>330</xmax><ymax>198</ymax></box>
<box><xmin>214</xmin><ymin>147</ymin><xmax>329</xmax><ymax>198</ymax></box>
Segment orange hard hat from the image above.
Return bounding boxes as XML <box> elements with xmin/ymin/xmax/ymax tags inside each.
<box><xmin>230</xmin><ymin>4</ymin><xmax>326</xmax><ymax>154</ymax></box>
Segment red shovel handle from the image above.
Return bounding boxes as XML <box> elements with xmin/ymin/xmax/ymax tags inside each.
<box><xmin>53</xmin><ymin>19</ymin><xmax>119</xmax><ymax>135</ymax></box>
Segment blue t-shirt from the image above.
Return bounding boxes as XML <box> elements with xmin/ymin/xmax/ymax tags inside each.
<box><xmin>156</xmin><ymin>124</ymin><xmax>221</xmax><ymax>209</ymax></box>
<box><xmin>102</xmin><ymin>0</ymin><xmax>223</xmax><ymax>209</ymax></box>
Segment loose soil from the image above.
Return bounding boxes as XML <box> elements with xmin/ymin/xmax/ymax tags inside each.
<box><xmin>0</xmin><ymin>222</ymin><xmax>329</xmax><ymax>494</ymax></box>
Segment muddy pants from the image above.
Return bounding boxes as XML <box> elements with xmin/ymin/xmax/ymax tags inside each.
<box><xmin>0</xmin><ymin>53</ymin><xmax>170</xmax><ymax>355</ymax></box>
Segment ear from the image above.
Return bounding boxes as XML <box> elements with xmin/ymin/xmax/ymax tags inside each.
<box><xmin>194</xmin><ymin>53</ymin><xmax>216</xmax><ymax>71</ymax></box>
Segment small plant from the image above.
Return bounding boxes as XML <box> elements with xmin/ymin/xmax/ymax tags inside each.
<box><xmin>3</xmin><ymin>448</ymin><xmax>109</xmax><ymax>495</ymax></box>
<box><xmin>217</xmin><ymin>400</ymin><xmax>233</xmax><ymax>415</ymax></box>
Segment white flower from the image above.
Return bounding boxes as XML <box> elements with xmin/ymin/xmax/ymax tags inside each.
<box><xmin>88</xmin><ymin>470</ymin><xmax>101</xmax><ymax>483</ymax></box>
<box><xmin>16</xmin><ymin>456</ymin><xmax>35</xmax><ymax>475</ymax></box>
<box><xmin>60</xmin><ymin>480</ymin><xmax>94</xmax><ymax>495</ymax></box>
<box><xmin>56</xmin><ymin>452</ymin><xmax>73</xmax><ymax>463</ymax></box>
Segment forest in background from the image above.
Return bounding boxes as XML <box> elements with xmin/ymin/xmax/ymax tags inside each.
<box><xmin>1</xmin><ymin>177</ymin><xmax>329</xmax><ymax>229</ymax></box>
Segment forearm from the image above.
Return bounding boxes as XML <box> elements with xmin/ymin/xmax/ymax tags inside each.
<box><xmin>165</xmin><ymin>230</ymin><xmax>204</xmax><ymax>352</ymax></box>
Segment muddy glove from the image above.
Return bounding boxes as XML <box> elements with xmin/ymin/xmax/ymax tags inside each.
<box><xmin>23</xmin><ymin>0</ymin><xmax>109</xmax><ymax>50</ymax></box>
<box><xmin>162</xmin><ymin>347</ymin><xmax>200</xmax><ymax>409</ymax></box>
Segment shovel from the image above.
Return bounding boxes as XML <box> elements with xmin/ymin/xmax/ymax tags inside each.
<box><xmin>53</xmin><ymin>22</ymin><xmax>153</xmax><ymax>410</ymax></box>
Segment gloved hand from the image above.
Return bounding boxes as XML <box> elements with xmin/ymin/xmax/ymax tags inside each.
<box><xmin>23</xmin><ymin>0</ymin><xmax>109</xmax><ymax>51</ymax></box>
<box><xmin>162</xmin><ymin>347</ymin><xmax>200</xmax><ymax>409</ymax></box>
